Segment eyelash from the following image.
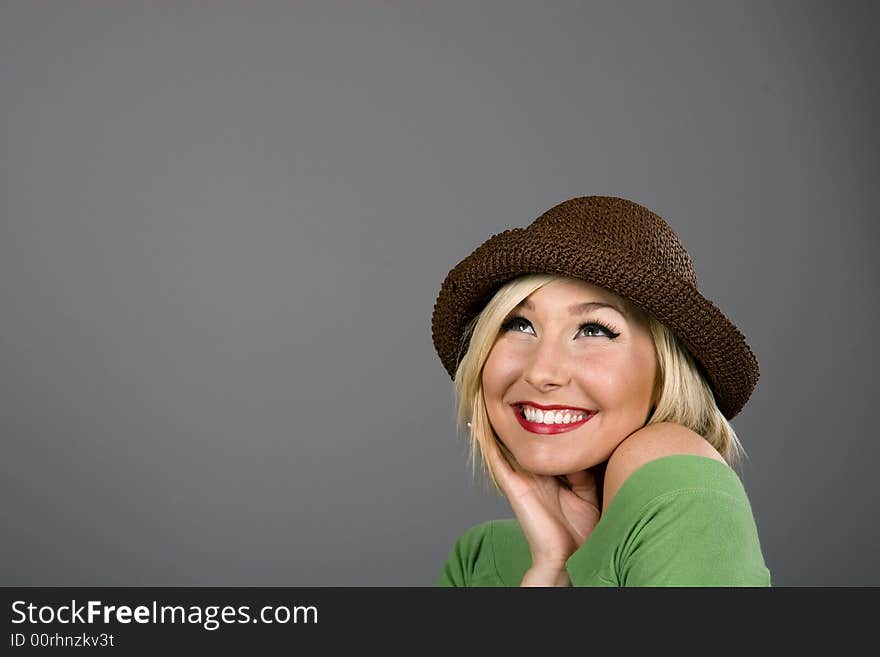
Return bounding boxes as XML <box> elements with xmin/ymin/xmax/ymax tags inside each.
<box><xmin>500</xmin><ymin>315</ymin><xmax>621</xmax><ymax>339</ymax></box>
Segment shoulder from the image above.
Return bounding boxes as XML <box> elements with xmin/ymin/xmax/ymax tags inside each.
<box><xmin>441</xmin><ymin>519</ymin><xmax>510</xmax><ymax>567</ymax></box>
<box><xmin>450</xmin><ymin>518</ymin><xmax>523</xmax><ymax>556</ymax></box>
<box><xmin>602</xmin><ymin>422</ymin><xmax>727</xmax><ymax>511</ymax></box>
<box><xmin>436</xmin><ymin>519</ymin><xmax>527</xmax><ymax>587</ymax></box>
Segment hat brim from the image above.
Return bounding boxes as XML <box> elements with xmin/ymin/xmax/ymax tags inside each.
<box><xmin>431</xmin><ymin>230</ymin><xmax>759</xmax><ymax>420</ymax></box>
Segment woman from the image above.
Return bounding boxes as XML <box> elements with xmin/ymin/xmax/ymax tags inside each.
<box><xmin>431</xmin><ymin>195</ymin><xmax>771</xmax><ymax>586</ymax></box>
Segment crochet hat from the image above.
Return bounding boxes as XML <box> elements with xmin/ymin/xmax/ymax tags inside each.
<box><xmin>430</xmin><ymin>195</ymin><xmax>759</xmax><ymax>420</ymax></box>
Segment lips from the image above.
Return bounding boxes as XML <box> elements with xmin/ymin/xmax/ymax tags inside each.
<box><xmin>512</xmin><ymin>403</ymin><xmax>596</xmax><ymax>435</ymax></box>
<box><xmin>511</xmin><ymin>400</ymin><xmax>594</xmax><ymax>412</ymax></box>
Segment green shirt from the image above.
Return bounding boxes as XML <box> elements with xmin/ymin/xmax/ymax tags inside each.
<box><xmin>436</xmin><ymin>454</ymin><xmax>771</xmax><ymax>587</ymax></box>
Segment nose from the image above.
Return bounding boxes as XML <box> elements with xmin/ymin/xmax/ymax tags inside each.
<box><xmin>522</xmin><ymin>338</ymin><xmax>571</xmax><ymax>391</ymax></box>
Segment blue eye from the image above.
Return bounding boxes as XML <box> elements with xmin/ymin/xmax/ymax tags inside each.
<box><xmin>500</xmin><ymin>315</ymin><xmax>620</xmax><ymax>339</ymax></box>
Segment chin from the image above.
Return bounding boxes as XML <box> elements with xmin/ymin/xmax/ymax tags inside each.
<box><xmin>513</xmin><ymin>451</ymin><xmax>586</xmax><ymax>477</ymax></box>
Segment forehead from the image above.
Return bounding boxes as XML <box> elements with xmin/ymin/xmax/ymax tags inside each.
<box><xmin>525</xmin><ymin>278</ymin><xmax>624</xmax><ymax>307</ymax></box>
<box><xmin>515</xmin><ymin>277</ymin><xmax>644</xmax><ymax>325</ymax></box>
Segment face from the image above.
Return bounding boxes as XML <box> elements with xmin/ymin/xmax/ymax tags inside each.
<box><xmin>481</xmin><ymin>277</ymin><xmax>659</xmax><ymax>476</ymax></box>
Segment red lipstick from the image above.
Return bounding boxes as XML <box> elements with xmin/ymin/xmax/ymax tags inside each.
<box><xmin>511</xmin><ymin>401</ymin><xmax>594</xmax><ymax>412</ymax></box>
<box><xmin>511</xmin><ymin>403</ymin><xmax>596</xmax><ymax>435</ymax></box>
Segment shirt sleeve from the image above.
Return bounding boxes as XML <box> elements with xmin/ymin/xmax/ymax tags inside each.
<box><xmin>617</xmin><ymin>487</ymin><xmax>771</xmax><ymax>586</ymax></box>
<box><xmin>435</xmin><ymin>521</ymin><xmax>495</xmax><ymax>587</ymax></box>
<box><xmin>564</xmin><ymin>455</ymin><xmax>771</xmax><ymax>587</ymax></box>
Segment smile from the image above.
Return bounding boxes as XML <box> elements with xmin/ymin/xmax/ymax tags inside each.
<box><xmin>512</xmin><ymin>404</ymin><xmax>596</xmax><ymax>435</ymax></box>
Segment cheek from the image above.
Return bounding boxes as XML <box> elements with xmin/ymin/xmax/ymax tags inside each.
<box><xmin>573</xmin><ymin>352</ymin><xmax>618</xmax><ymax>385</ymax></box>
<box><xmin>617</xmin><ymin>348</ymin><xmax>658</xmax><ymax>399</ymax></box>
<box><xmin>482</xmin><ymin>346</ymin><xmax>518</xmax><ymax>388</ymax></box>
<box><xmin>575</xmin><ymin>352</ymin><xmax>647</xmax><ymax>402</ymax></box>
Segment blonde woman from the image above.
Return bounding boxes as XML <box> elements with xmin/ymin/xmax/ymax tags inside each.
<box><xmin>431</xmin><ymin>196</ymin><xmax>770</xmax><ymax>586</ymax></box>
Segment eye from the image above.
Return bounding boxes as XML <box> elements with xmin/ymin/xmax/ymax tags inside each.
<box><xmin>579</xmin><ymin>322</ymin><xmax>619</xmax><ymax>338</ymax></box>
<box><xmin>500</xmin><ymin>315</ymin><xmax>620</xmax><ymax>339</ymax></box>
<box><xmin>501</xmin><ymin>316</ymin><xmax>532</xmax><ymax>333</ymax></box>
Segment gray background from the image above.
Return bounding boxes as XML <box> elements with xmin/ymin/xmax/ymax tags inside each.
<box><xmin>2</xmin><ymin>1</ymin><xmax>877</xmax><ymax>586</ymax></box>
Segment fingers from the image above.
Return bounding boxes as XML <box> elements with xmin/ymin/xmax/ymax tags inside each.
<box><xmin>565</xmin><ymin>469</ymin><xmax>598</xmax><ymax>502</ymax></box>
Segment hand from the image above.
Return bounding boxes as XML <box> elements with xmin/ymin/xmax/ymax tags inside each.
<box><xmin>482</xmin><ymin>433</ymin><xmax>603</xmax><ymax>575</ymax></box>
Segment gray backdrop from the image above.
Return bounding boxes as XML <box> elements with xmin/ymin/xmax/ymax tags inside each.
<box><xmin>2</xmin><ymin>1</ymin><xmax>877</xmax><ymax>586</ymax></box>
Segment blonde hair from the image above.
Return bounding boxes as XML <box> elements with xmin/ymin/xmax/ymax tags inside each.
<box><xmin>451</xmin><ymin>274</ymin><xmax>747</xmax><ymax>494</ymax></box>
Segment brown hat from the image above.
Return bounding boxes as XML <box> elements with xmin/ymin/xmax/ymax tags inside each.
<box><xmin>430</xmin><ymin>195</ymin><xmax>759</xmax><ymax>420</ymax></box>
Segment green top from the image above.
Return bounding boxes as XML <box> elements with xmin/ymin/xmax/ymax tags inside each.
<box><xmin>436</xmin><ymin>454</ymin><xmax>771</xmax><ymax>587</ymax></box>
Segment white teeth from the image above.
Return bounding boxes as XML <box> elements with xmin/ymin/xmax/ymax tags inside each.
<box><xmin>521</xmin><ymin>405</ymin><xmax>588</xmax><ymax>424</ymax></box>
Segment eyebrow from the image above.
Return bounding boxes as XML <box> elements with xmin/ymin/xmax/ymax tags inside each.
<box><xmin>516</xmin><ymin>298</ymin><xmax>625</xmax><ymax>317</ymax></box>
